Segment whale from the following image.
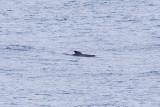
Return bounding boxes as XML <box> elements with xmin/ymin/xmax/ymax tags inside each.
<box><xmin>72</xmin><ymin>51</ymin><xmax>96</xmax><ymax>57</ymax></box>
<box><xmin>63</xmin><ymin>51</ymin><xmax>96</xmax><ymax>57</ymax></box>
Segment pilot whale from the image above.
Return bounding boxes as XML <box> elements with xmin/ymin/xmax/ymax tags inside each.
<box><xmin>72</xmin><ymin>51</ymin><xmax>96</xmax><ymax>57</ymax></box>
<box><xmin>64</xmin><ymin>51</ymin><xmax>96</xmax><ymax>57</ymax></box>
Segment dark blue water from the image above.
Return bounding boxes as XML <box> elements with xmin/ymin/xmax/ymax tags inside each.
<box><xmin>0</xmin><ymin>0</ymin><xmax>160</xmax><ymax>106</ymax></box>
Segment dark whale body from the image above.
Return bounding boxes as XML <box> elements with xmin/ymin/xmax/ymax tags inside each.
<box><xmin>72</xmin><ymin>51</ymin><xmax>95</xmax><ymax>57</ymax></box>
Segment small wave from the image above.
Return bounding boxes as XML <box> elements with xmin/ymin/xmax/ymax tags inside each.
<box><xmin>156</xmin><ymin>25</ymin><xmax>160</xmax><ymax>27</ymax></box>
<box><xmin>139</xmin><ymin>70</ymin><xmax>160</xmax><ymax>77</ymax></box>
<box><xmin>148</xmin><ymin>71</ymin><xmax>160</xmax><ymax>75</ymax></box>
<box><xmin>5</xmin><ymin>44</ymin><xmax>33</xmax><ymax>51</ymax></box>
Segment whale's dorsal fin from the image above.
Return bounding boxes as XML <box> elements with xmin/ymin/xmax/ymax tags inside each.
<box><xmin>74</xmin><ymin>51</ymin><xmax>82</xmax><ymax>55</ymax></box>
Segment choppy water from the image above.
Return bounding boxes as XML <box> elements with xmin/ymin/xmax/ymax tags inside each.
<box><xmin>0</xmin><ymin>0</ymin><xmax>160</xmax><ymax>107</ymax></box>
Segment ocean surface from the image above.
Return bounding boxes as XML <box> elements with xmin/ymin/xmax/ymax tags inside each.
<box><xmin>0</xmin><ymin>0</ymin><xmax>160</xmax><ymax>107</ymax></box>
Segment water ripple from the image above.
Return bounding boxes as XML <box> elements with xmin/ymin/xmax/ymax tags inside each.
<box><xmin>5</xmin><ymin>45</ymin><xmax>34</xmax><ymax>51</ymax></box>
